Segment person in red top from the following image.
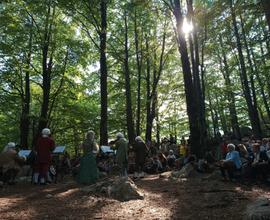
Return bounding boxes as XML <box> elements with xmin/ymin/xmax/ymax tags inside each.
<box><xmin>35</xmin><ymin>128</ymin><xmax>55</xmax><ymax>185</ymax></box>
<box><xmin>221</xmin><ymin>140</ymin><xmax>228</xmax><ymax>159</ymax></box>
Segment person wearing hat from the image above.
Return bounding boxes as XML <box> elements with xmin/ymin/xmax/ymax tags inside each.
<box><xmin>35</xmin><ymin>128</ymin><xmax>55</xmax><ymax>185</ymax></box>
<box><xmin>0</xmin><ymin>142</ymin><xmax>25</xmax><ymax>184</ymax></box>
<box><xmin>133</xmin><ymin>136</ymin><xmax>148</xmax><ymax>178</ymax></box>
<box><xmin>112</xmin><ymin>132</ymin><xmax>129</xmax><ymax>177</ymax></box>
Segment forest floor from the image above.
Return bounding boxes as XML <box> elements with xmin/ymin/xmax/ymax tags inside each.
<box><xmin>0</xmin><ymin>171</ymin><xmax>270</xmax><ymax>220</ymax></box>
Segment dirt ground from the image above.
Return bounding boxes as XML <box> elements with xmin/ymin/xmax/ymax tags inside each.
<box><xmin>0</xmin><ymin>173</ymin><xmax>270</xmax><ymax>220</ymax></box>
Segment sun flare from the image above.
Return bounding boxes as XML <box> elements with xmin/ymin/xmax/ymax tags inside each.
<box><xmin>182</xmin><ymin>17</ymin><xmax>193</xmax><ymax>34</ymax></box>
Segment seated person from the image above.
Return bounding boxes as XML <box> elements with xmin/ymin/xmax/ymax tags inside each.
<box><xmin>167</xmin><ymin>150</ymin><xmax>176</xmax><ymax>168</ymax></box>
<box><xmin>0</xmin><ymin>143</ymin><xmax>25</xmax><ymax>184</ymax></box>
<box><xmin>158</xmin><ymin>152</ymin><xmax>167</xmax><ymax>171</ymax></box>
<box><xmin>250</xmin><ymin>143</ymin><xmax>269</xmax><ymax>182</ymax></box>
<box><xmin>218</xmin><ymin>143</ymin><xmax>242</xmax><ymax>181</ymax></box>
<box><xmin>143</xmin><ymin>157</ymin><xmax>163</xmax><ymax>174</ymax></box>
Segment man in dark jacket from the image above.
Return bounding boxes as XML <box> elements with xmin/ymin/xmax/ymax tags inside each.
<box><xmin>133</xmin><ymin>136</ymin><xmax>148</xmax><ymax>178</ymax></box>
<box><xmin>35</xmin><ymin>128</ymin><xmax>55</xmax><ymax>185</ymax></box>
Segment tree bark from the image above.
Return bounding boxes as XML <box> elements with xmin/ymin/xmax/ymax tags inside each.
<box><xmin>20</xmin><ymin>18</ymin><xmax>33</xmax><ymax>149</ymax></box>
<box><xmin>124</xmin><ymin>11</ymin><xmax>135</xmax><ymax>143</ymax></box>
<box><xmin>37</xmin><ymin>2</ymin><xmax>55</xmax><ymax>136</ymax></box>
<box><xmin>145</xmin><ymin>37</ymin><xmax>151</xmax><ymax>142</ymax></box>
<box><xmin>134</xmin><ymin>9</ymin><xmax>142</xmax><ymax>136</ymax></box>
<box><xmin>172</xmin><ymin>0</ymin><xmax>202</xmax><ymax>157</ymax></box>
<box><xmin>145</xmin><ymin>27</ymin><xmax>166</xmax><ymax>143</ymax></box>
<box><xmin>219</xmin><ymin>36</ymin><xmax>241</xmax><ymax>139</ymax></box>
<box><xmin>99</xmin><ymin>0</ymin><xmax>108</xmax><ymax>145</ymax></box>
<box><xmin>230</xmin><ymin>0</ymin><xmax>262</xmax><ymax>138</ymax></box>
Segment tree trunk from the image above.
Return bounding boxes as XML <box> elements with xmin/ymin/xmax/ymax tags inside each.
<box><xmin>250</xmin><ymin>47</ymin><xmax>270</xmax><ymax>120</ymax></box>
<box><xmin>145</xmin><ymin>27</ymin><xmax>166</xmax><ymax>143</ymax></box>
<box><xmin>145</xmin><ymin>37</ymin><xmax>151</xmax><ymax>142</ymax></box>
<box><xmin>37</xmin><ymin>3</ymin><xmax>55</xmax><ymax>137</ymax></box>
<box><xmin>219</xmin><ymin>36</ymin><xmax>241</xmax><ymax>139</ymax></box>
<box><xmin>240</xmin><ymin>13</ymin><xmax>265</xmax><ymax>135</ymax></box>
<box><xmin>230</xmin><ymin>0</ymin><xmax>262</xmax><ymax>138</ymax></box>
<box><xmin>124</xmin><ymin>12</ymin><xmax>135</xmax><ymax>143</ymax></box>
<box><xmin>20</xmin><ymin>18</ymin><xmax>33</xmax><ymax>149</ymax></box>
<box><xmin>172</xmin><ymin>0</ymin><xmax>202</xmax><ymax>157</ymax></box>
<box><xmin>134</xmin><ymin>10</ymin><xmax>142</xmax><ymax>136</ymax></box>
<box><xmin>156</xmin><ymin>108</ymin><xmax>160</xmax><ymax>145</ymax></box>
<box><xmin>99</xmin><ymin>0</ymin><xmax>108</xmax><ymax>145</ymax></box>
<box><xmin>187</xmin><ymin>0</ymin><xmax>207</xmax><ymax>152</ymax></box>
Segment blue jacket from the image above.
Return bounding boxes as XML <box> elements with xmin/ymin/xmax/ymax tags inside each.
<box><xmin>225</xmin><ymin>150</ymin><xmax>242</xmax><ymax>169</ymax></box>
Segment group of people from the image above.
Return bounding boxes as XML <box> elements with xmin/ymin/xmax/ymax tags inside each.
<box><xmin>0</xmin><ymin>128</ymin><xmax>55</xmax><ymax>185</ymax></box>
<box><xmin>218</xmin><ymin>137</ymin><xmax>270</xmax><ymax>183</ymax></box>
<box><xmin>1</xmin><ymin>128</ymin><xmax>270</xmax><ymax>186</ymax></box>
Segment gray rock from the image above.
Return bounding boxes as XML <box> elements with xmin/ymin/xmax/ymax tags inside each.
<box><xmin>110</xmin><ymin>177</ymin><xmax>143</xmax><ymax>201</ymax></box>
<box><xmin>171</xmin><ymin>163</ymin><xmax>195</xmax><ymax>178</ymax></box>
<box><xmin>45</xmin><ymin>194</ymin><xmax>53</xmax><ymax>198</ymax></box>
<box><xmin>80</xmin><ymin>176</ymin><xmax>143</xmax><ymax>202</ymax></box>
<box><xmin>245</xmin><ymin>197</ymin><xmax>270</xmax><ymax>220</ymax></box>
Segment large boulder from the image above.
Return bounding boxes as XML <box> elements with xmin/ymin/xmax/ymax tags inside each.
<box><xmin>245</xmin><ymin>197</ymin><xmax>270</xmax><ymax>220</ymax></box>
<box><xmin>110</xmin><ymin>177</ymin><xmax>143</xmax><ymax>201</ymax></box>
<box><xmin>80</xmin><ymin>176</ymin><xmax>143</xmax><ymax>202</ymax></box>
<box><xmin>171</xmin><ymin>163</ymin><xmax>195</xmax><ymax>179</ymax></box>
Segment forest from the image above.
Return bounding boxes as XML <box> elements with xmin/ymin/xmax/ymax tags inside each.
<box><xmin>0</xmin><ymin>0</ymin><xmax>270</xmax><ymax>156</ymax></box>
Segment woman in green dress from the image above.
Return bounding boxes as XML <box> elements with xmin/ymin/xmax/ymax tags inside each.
<box><xmin>76</xmin><ymin>131</ymin><xmax>99</xmax><ymax>184</ymax></box>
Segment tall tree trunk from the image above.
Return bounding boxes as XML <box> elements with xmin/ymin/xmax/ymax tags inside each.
<box><xmin>250</xmin><ymin>47</ymin><xmax>270</xmax><ymax>120</ymax></box>
<box><xmin>124</xmin><ymin>12</ymin><xmax>135</xmax><ymax>143</ymax></box>
<box><xmin>20</xmin><ymin>18</ymin><xmax>33</xmax><ymax>149</ymax></box>
<box><xmin>145</xmin><ymin>26</ymin><xmax>166</xmax><ymax>143</ymax></box>
<box><xmin>187</xmin><ymin>0</ymin><xmax>207</xmax><ymax>152</ymax></box>
<box><xmin>230</xmin><ymin>0</ymin><xmax>262</xmax><ymax>138</ymax></box>
<box><xmin>172</xmin><ymin>0</ymin><xmax>202</xmax><ymax>157</ymax></box>
<box><xmin>219</xmin><ymin>36</ymin><xmax>241</xmax><ymax>139</ymax></box>
<box><xmin>37</xmin><ymin>3</ymin><xmax>55</xmax><ymax>136</ymax></box>
<box><xmin>134</xmin><ymin>10</ymin><xmax>142</xmax><ymax>136</ymax></box>
<box><xmin>156</xmin><ymin>108</ymin><xmax>160</xmax><ymax>145</ymax></box>
<box><xmin>240</xmin><ymin>14</ymin><xmax>266</xmax><ymax>135</ymax></box>
<box><xmin>145</xmin><ymin>37</ymin><xmax>151</xmax><ymax>142</ymax></box>
<box><xmin>99</xmin><ymin>0</ymin><xmax>108</xmax><ymax>145</ymax></box>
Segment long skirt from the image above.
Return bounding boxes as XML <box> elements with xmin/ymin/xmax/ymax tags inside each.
<box><xmin>76</xmin><ymin>152</ymin><xmax>99</xmax><ymax>184</ymax></box>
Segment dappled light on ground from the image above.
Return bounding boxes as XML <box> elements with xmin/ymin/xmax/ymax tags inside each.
<box><xmin>0</xmin><ymin>174</ymin><xmax>270</xmax><ymax>219</ymax></box>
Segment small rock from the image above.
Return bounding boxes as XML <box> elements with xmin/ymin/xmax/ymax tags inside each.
<box><xmin>45</xmin><ymin>194</ymin><xmax>53</xmax><ymax>198</ymax></box>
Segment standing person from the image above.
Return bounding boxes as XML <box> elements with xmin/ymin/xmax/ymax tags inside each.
<box><xmin>77</xmin><ymin>131</ymin><xmax>99</xmax><ymax>184</ymax></box>
<box><xmin>113</xmin><ymin>133</ymin><xmax>128</xmax><ymax>177</ymax></box>
<box><xmin>133</xmin><ymin>136</ymin><xmax>148</xmax><ymax>178</ymax></box>
<box><xmin>35</xmin><ymin>128</ymin><xmax>55</xmax><ymax>185</ymax></box>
